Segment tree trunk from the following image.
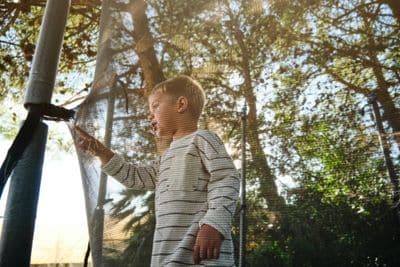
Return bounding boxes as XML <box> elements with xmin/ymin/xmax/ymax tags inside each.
<box><xmin>233</xmin><ymin>26</ymin><xmax>286</xmax><ymax>213</ymax></box>
<box><xmin>376</xmin><ymin>89</ymin><xmax>400</xmax><ymax>148</ymax></box>
<box><xmin>369</xmin><ymin>49</ymin><xmax>400</xmax><ymax>148</ymax></box>
<box><xmin>129</xmin><ymin>0</ymin><xmax>165</xmax><ymax>94</ymax></box>
<box><xmin>246</xmin><ymin>89</ymin><xmax>286</xmax><ymax>212</ymax></box>
<box><xmin>126</xmin><ymin>0</ymin><xmax>168</xmax><ymax>152</ymax></box>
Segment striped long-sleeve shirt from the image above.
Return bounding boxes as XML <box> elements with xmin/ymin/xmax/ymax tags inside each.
<box><xmin>102</xmin><ymin>129</ymin><xmax>240</xmax><ymax>266</ymax></box>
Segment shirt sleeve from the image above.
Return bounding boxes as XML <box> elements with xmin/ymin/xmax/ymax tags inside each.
<box><xmin>196</xmin><ymin>131</ymin><xmax>240</xmax><ymax>239</ymax></box>
<box><xmin>101</xmin><ymin>153</ymin><xmax>159</xmax><ymax>190</ymax></box>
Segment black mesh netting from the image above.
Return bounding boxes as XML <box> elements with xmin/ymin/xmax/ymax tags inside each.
<box><xmin>66</xmin><ymin>0</ymin><xmax>400</xmax><ymax>266</ymax></box>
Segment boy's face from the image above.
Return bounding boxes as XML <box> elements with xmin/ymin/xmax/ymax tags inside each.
<box><xmin>148</xmin><ymin>90</ymin><xmax>178</xmax><ymax>137</ymax></box>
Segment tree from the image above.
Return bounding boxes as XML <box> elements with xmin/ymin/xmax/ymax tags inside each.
<box><xmin>281</xmin><ymin>120</ymin><xmax>400</xmax><ymax>266</ymax></box>
<box><xmin>2</xmin><ymin>0</ymin><xmax>400</xmax><ymax>265</ymax></box>
<box><xmin>76</xmin><ymin>1</ymin><xmax>165</xmax><ymax>265</ymax></box>
<box><xmin>270</xmin><ymin>0</ymin><xmax>400</xmax><ymax>148</ymax></box>
<box><xmin>149</xmin><ymin>0</ymin><xmax>286</xmax><ymax>213</ymax></box>
<box><xmin>0</xmin><ymin>0</ymin><xmax>100</xmax><ymax>94</ymax></box>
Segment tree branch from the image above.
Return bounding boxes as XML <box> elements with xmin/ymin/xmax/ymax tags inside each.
<box><xmin>324</xmin><ymin>67</ymin><xmax>371</xmax><ymax>96</ymax></box>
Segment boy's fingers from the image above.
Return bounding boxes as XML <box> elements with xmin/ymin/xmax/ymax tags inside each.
<box><xmin>199</xmin><ymin>246</ymin><xmax>206</xmax><ymax>261</ymax></box>
<box><xmin>75</xmin><ymin>126</ymin><xmax>92</xmax><ymax>139</ymax></box>
<box><xmin>76</xmin><ymin>132</ymin><xmax>96</xmax><ymax>145</ymax></box>
<box><xmin>77</xmin><ymin>137</ymin><xmax>86</xmax><ymax>146</ymax></box>
<box><xmin>78</xmin><ymin>139</ymin><xmax>89</xmax><ymax>151</ymax></box>
<box><xmin>207</xmin><ymin>247</ymin><xmax>213</xmax><ymax>259</ymax></box>
<box><xmin>214</xmin><ymin>247</ymin><xmax>220</xmax><ymax>259</ymax></box>
<box><xmin>74</xmin><ymin>126</ymin><xmax>84</xmax><ymax>134</ymax></box>
<box><xmin>193</xmin><ymin>244</ymin><xmax>200</xmax><ymax>263</ymax></box>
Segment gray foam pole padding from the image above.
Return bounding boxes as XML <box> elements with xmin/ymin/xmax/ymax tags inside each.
<box><xmin>0</xmin><ymin>122</ymin><xmax>48</xmax><ymax>267</ymax></box>
<box><xmin>24</xmin><ymin>0</ymin><xmax>71</xmax><ymax>106</ymax></box>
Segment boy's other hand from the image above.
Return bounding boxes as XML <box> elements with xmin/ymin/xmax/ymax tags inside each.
<box><xmin>193</xmin><ymin>224</ymin><xmax>223</xmax><ymax>264</ymax></box>
<box><xmin>74</xmin><ymin>126</ymin><xmax>114</xmax><ymax>165</ymax></box>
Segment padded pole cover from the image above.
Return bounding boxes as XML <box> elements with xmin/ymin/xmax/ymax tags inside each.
<box><xmin>24</xmin><ymin>0</ymin><xmax>70</xmax><ymax>106</ymax></box>
<box><xmin>0</xmin><ymin>122</ymin><xmax>48</xmax><ymax>266</ymax></box>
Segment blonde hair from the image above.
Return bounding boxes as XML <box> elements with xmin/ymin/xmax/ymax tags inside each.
<box><xmin>151</xmin><ymin>75</ymin><xmax>206</xmax><ymax>120</ymax></box>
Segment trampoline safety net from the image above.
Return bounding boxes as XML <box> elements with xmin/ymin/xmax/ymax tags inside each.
<box><xmin>65</xmin><ymin>0</ymin><xmax>400</xmax><ymax>266</ymax></box>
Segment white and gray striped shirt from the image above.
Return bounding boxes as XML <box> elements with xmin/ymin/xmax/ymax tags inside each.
<box><xmin>102</xmin><ymin>129</ymin><xmax>240</xmax><ymax>266</ymax></box>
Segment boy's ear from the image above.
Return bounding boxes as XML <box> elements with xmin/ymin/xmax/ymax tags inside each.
<box><xmin>177</xmin><ymin>96</ymin><xmax>188</xmax><ymax>113</ymax></box>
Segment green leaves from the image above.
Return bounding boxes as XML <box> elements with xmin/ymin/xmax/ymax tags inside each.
<box><xmin>1</xmin><ymin>1</ymin><xmax>399</xmax><ymax>264</ymax></box>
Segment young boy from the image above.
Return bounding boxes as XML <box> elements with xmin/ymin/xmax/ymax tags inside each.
<box><xmin>76</xmin><ymin>75</ymin><xmax>240</xmax><ymax>266</ymax></box>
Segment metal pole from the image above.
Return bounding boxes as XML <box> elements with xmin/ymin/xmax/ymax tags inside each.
<box><xmin>369</xmin><ymin>93</ymin><xmax>400</xmax><ymax>222</ymax></box>
<box><xmin>88</xmin><ymin>0</ymin><xmax>115</xmax><ymax>265</ymax></box>
<box><xmin>0</xmin><ymin>1</ymin><xmax>70</xmax><ymax>266</ymax></box>
<box><xmin>239</xmin><ymin>102</ymin><xmax>247</xmax><ymax>267</ymax></box>
<box><xmin>91</xmin><ymin>90</ymin><xmax>115</xmax><ymax>267</ymax></box>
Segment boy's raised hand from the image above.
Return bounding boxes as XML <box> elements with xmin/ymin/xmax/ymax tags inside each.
<box><xmin>74</xmin><ymin>126</ymin><xmax>114</xmax><ymax>166</ymax></box>
<box><xmin>193</xmin><ymin>224</ymin><xmax>223</xmax><ymax>264</ymax></box>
